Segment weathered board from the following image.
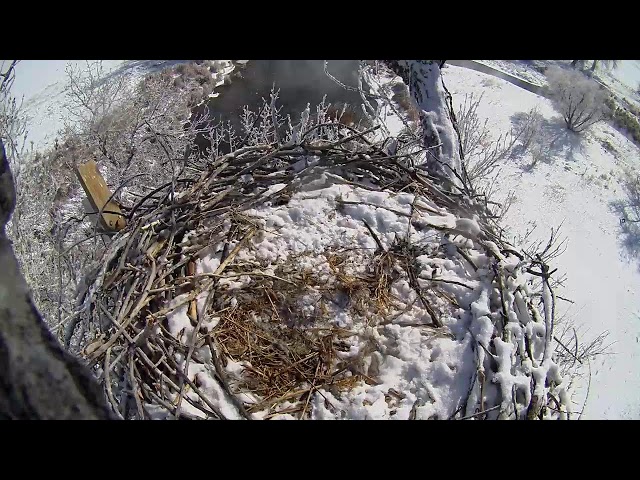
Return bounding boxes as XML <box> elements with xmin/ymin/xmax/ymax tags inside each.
<box><xmin>75</xmin><ymin>160</ymin><xmax>126</xmax><ymax>231</ymax></box>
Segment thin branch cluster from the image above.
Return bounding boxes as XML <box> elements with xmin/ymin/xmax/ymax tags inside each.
<box><xmin>456</xmin><ymin>92</ymin><xmax>543</xmax><ymax>183</ymax></box>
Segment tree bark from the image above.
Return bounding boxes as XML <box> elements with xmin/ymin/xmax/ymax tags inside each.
<box><xmin>383</xmin><ymin>60</ymin><xmax>462</xmax><ymax>188</ymax></box>
<box><xmin>591</xmin><ymin>60</ymin><xmax>598</xmax><ymax>72</ymax></box>
<box><xmin>0</xmin><ymin>139</ymin><xmax>113</xmax><ymax>419</ymax></box>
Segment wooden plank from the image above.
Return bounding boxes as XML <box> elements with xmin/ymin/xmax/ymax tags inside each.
<box><xmin>75</xmin><ymin>160</ymin><xmax>126</xmax><ymax>231</ymax></box>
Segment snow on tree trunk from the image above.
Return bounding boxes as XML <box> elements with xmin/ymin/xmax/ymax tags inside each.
<box><xmin>383</xmin><ymin>60</ymin><xmax>462</xmax><ymax>188</ymax></box>
<box><xmin>0</xmin><ymin>139</ymin><xmax>112</xmax><ymax>419</ymax></box>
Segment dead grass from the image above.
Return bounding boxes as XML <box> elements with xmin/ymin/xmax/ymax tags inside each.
<box><xmin>203</xmin><ymin>244</ymin><xmax>413</xmax><ymax>417</ymax></box>
<box><xmin>214</xmin><ymin>306</ymin><xmax>336</xmax><ymax>415</ymax></box>
<box><xmin>200</xmin><ymin>231</ymin><xmax>462</xmax><ymax>418</ymax></box>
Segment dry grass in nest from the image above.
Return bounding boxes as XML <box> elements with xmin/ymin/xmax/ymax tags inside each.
<box><xmin>326</xmin><ymin>248</ymin><xmax>402</xmax><ymax>322</ymax></box>
<box><xmin>206</xmin><ymin>248</ymin><xmax>405</xmax><ymax>417</ymax></box>
<box><xmin>213</xmin><ymin>307</ymin><xmax>339</xmax><ymax>416</ymax></box>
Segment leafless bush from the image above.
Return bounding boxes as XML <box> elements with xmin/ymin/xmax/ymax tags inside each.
<box><xmin>62</xmin><ymin>61</ymin><xmax>210</xmax><ymax>197</ymax></box>
<box><xmin>552</xmin><ymin>310</ymin><xmax>615</xmax><ymax>419</ymax></box>
<box><xmin>617</xmin><ymin>167</ymin><xmax>640</xmax><ymax>226</ymax></box>
<box><xmin>63</xmin><ymin>61</ymin><xmax>134</xmax><ymax>136</ymax></box>
<box><xmin>545</xmin><ymin>66</ymin><xmax>611</xmax><ymax>133</ymax></box>
<box><xmin>518</xmin><ymin>107</ymin><xmax>544</xmax><ymax>151</ymax></box>
<box><xmin>1</xmin><ymin>61</ymin><xmax>36</xmax><ymax>286</ymax></box>
<box><xmin>456</xmin><ymin>94</ymin><xmax>543</xmax><ymax>184</ymax></box>
<box><xmin>524</xmin><ymin>141</ymin><xmax>547</xmax><ymax>171</ymax></box>
<box><xmin>235</xmin><ymin>87</ymin><xmax>364</xmax><ymax>153</ymax></box>
<box><xmin>623</xmin><ymin>169</ymin><xmax>640</xmax><ymax>211</ymax></box>
<box><xmin>480</xmin><ymin>177</ymin><xmax>517</xmax><ymax>224</ymax></box>
<box><xmin>456</xmin><ymin>93</ymin><xmax>490</xmax><ymax>161</ymax></box>
<box><xmin>554</xmin><ymin>322</ymin><xmax>615</xmax><ymax>378</ymax></box>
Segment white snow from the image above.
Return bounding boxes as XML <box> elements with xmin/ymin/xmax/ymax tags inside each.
<box><xmin>186</xmin><ymin>177</ymin><xmax>513</xmax><ymax>419</ymax></box>
<box><xmin>477</xmin><ymin>60</ymin><xmax>640</xmax><ymax>110</ymax></box>
<box><xmin>11</xmin><ymin>58</ymin><xmax>639</xmax><ymax>419</ymax></box>
<box><xmin>181</xmin><ymin>163</ymin><xmax>569</xmax><ymax>419</ymax></box>
<box><xmin>443</xmin><ymin>64</ymin><xmax>640</xmax><ymax>419</ymax></box>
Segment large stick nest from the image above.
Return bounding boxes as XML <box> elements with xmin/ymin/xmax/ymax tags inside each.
<box><xmin>74</xmin><ymin>121</ymin><xmax>570</xmax><ymax>420</ymax></box>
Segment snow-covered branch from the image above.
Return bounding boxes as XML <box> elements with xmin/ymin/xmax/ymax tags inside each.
<box><xmin>383</xmin><ymin>60</ymin><xmax>462</xmax><ymax>187</ymax></box>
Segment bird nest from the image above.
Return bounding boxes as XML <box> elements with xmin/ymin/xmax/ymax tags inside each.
<box><xmin>75</xmin><ymin>124</ymin><xmax>572</xmax><ymax>420</ymax></box>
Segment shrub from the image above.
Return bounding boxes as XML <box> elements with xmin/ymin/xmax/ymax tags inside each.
<box><xmin>456</xmin><ymin>93</ymin><xmax>543</xmax><ymax>182</ymax></box>
<box><xmin>545</xmin><ymin>66</ymin><xmax>611</xmax><ymax>133</ymax></box>
<box><xmin>9</xmin><ymin>61</ymin><xmax>201</xmax><ymax>335</ymax></box>
<box><xmin>515</xmin><ymin>107</ymin><xmax>544</xmax><ymax>152</ymax></box>
<box><xmin>610</xmin><ymin>104</ymin><xmax>640</xmax><ymax>145</ymax></box>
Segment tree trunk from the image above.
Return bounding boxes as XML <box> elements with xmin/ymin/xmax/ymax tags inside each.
<box><xmin>591</xmin><ymin>60</ymin><xmax>598</xmax><ymax>72</ymax></box>
<box><xmin>0</xmin><ymin>139</ymin><xmax>113</xmax><ymax>419</ymax></box>
<box><xmin>383</xmin><ymin>60</ymin><xmax>462</xmax><ymax>188</ymax></box>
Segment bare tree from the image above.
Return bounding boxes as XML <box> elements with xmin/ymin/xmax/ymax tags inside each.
<box><xmin>545</xmin><ymin>66</ymin><xmax>611</xmax><ymax>133</ymax></box>
<box><xmin>456</xmin><ymin>92</ymin><xmax>543</xmax><ymax>182</ymax></box>
<box><xmin>0</xmin><ymin>61</ymin><xmax>30</xmax><ymax>179</ymax></box>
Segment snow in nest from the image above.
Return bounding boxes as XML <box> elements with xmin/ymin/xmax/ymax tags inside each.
<box><xmin>161</xmin><ymin>170</ymin><xmax>559</xmax><ymax>419</ymax></box>
<box><xmin>443</xmin><ymin>63</ymin><xmax>640</xmax><ymax>419</ymax></box>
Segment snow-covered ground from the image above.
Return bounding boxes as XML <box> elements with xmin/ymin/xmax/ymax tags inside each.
<box><xmin>443</xmin><ymin>64</ymin><xmax>640</xmax><ymax>419</ymax></box>
<box><xmin>9</xmin><ymin>60</ymin><xmax>640</xmax><ymax>419</ymax></box>
<box><xmin>478</xmin><ymin>60</ymin><xmax>640</xmax><ymax>109</ymax></box>
<box><xmin>475</xmin><ymin>60</ymin><xmax>547</xmax><ymax>87</ymax></box>
<box><xmin>598</xmin><ymin>61</ymin><xmax>640</xmax><ymax>109</ymax></box>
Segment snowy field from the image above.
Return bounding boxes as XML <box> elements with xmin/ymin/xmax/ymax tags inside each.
<box><xmin>443</xmin><ymin>64</ymin><xmax>640</xmax><ymax>419</ymax></box>
<box><xmin>9</xmin><ymin>60</ymin><xmax>640</xmax><ymax>419</ymax></box>
<box><xmin>478</xmin><ymin>60</ymin><xmax>640</xmax><ymax>110</ymax></box>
